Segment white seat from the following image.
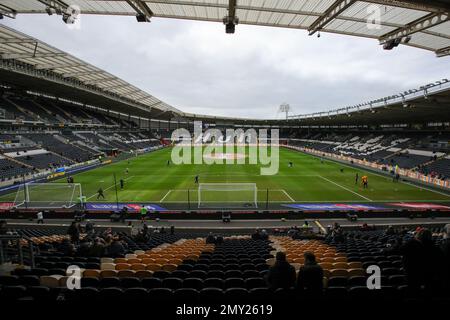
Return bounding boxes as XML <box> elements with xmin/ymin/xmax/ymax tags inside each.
<box><xmin>100</xmin><ymin>257</ymin><xmax>114</xmax><ymax>264</ymax></box>
<box><xmin>100</xmin><ymin>263</ymin><xmax>115</xmax><ymax>270</ymax></box>
<box><xmin>125</xmin><ymin>253</ymin><xmax>137</xmax><ymax>259</ymax></box>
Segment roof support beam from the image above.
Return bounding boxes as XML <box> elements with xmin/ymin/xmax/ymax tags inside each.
<box><xmin>0</xmin><ymin>4</ymin><xmax>17</xmax><ymax>19</ymax></box>
<box><xmin>379</xmin><ymin>12</ymin><xmax>449</xmax><ymax>44</ymax></box>
<box><xmin>0</xmin><ymin>38</ymin><xmax>37</xmax><ymax>44</ymax></box>
<box><xmin>126</xmin><ymin>0</ymin><xmax>153</xmax><ymax>21</ymax></box>
<box><xmin>308</xmin><ymin>0</ymin><xmax>355</xmax><ymax>35</ymax></box>
<box><xmin>365</xmin><ymin>0</ymin><xmax>450</xmax><ymax>13</ymax></box>
<box><xmin>436</xmin><ymin>46</ymin><xmax>450</xmax><ymax>57</ymax></box>
<box><xmin>36</xmin><ymin>0</ymin><xmax>69</xmax><ymax>13</ymax></box>
<box><xmin>84</xmin><ymin>77</ymin><xmax>117</xmax><ymax>85</ymax></box>
<box><xmin>62</xmin><ymin>70</ymin><xmax>104</xmax><ymax>77</ymax></box>
<box><xmin>34</xmin><ymin>63</ymin><xmax>85</xmax><ymax>70</ymax></box>
<box><xmin>0</xmin><ymin>52</ymin><xmax>66</xmax><ymax>59</ymax></box>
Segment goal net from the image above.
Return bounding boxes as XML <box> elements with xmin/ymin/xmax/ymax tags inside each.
<box><xmin>14</xmin><ymin>183</ymin><xmax>83</xmax><ymax>209</ymax></box>
<box><xmin>198</xmin><ymin>183</ymin><xmax>257</xmax><ymax>209</ymax></box>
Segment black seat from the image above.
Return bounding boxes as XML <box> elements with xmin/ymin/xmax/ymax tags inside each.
<box><xmin>81</xmin><ymin>277</ymin><xmax>100</xmax><ymax>288</ymax></box>
<box><xmin>141</xmin><ymin>277</ymin><xmax>162</xmax><ymax>289</ymax></box>
<box><xmin>123</xmin><ymin>288</ymin><xmax>149</xmax><ymax>300</ymax></box>
<box><xmin>224</xmin><ymin>278</ymin><xmax>245</xmax><ymax>289</ymax></box>
<box><xmin>99</xmin><ymin>287</ymin><xmax>124</xmax><ymax>300</ymax></box>
<box><xmin>148</xmin><ymin>288</ymin><xmax>173</xmax><ymax>301</ymax></box>
<box><xmin>174</xmin><ymin>288</ymin><xmax>199</xmax><ymax>302</ymax></box>
<box><xmin>0</xmin><ymin>275</ymin><xmax>20</xmax><ymax>286</ymax></box>
<box><xmin>327</xmin><ymin>277</ymin><xmax>348</xmax><ymax>287</ymax></box>
<box><xmin>204</xmin><ymin>278</ymin><xmax>224</xmax><ymax>289</ymax></box>
<box><xmin>190</xmin><ymin>270</ymin><xmax>207</xmax><ymax>279</ymax></box>
<box><xmin>19</xmin><ymin>275</ymin><xmax>40</xmax><ymax>287</ymax></box>
<box><xmin>389</xmin><ymin>275</ymin><xmax>406</xmax><ymax>286</ymax></box>
<box><xmin>171</xmin><ymin>270</ymin><xmax>189</xmax><ymax>279</ymax></box>
<box><xmin>207</xmin><ymin>270</ymin><xmax>224</xmax><ymax>279</ymax></box>
<box><xmin>199</xmin><ymin>288</ymin><xmax>224</xmax><ymax>302</ymax></box>
<box><xmin>243</xmin><ymin>270</ymin><xmax>260</xmax><ymax>279</ymax></box>
<box><xmin>120</xmin><ymin>277</ymin><xmax>141</xmax><ymax>288</ymax></box>
<box><xmin>100</xmin><ymin>277</ymin><xmax>121</xmax><ymax>288</ymax></box>
<box><xmin>224</xmin><ymin>288</ymin><xmax>248</xmax><ymax>300</ymax></box>
<box><xmin>162</xmin><ymin>277</ymin><xmax>183</xmax><ymax>290</ymax></box>
<box><xmin>0</xmin><ymin>285</ymin><xmax>27</xmax><ymax>300</ymax></box>
<box><xmin>224</xmin><ymin>270</ymin><xmax>242</xmax><ymax>278</ymax></box>
<box><xmin>246</xmin><ymin>277</ymin><xmax>266</xmax><ymax>289</ymax></box>
<box><xmin>153</xmin><ymin>270</ymin><xmax>170</xmax><ymax>279</ymax></box>
<box><xmin>348</xmin><ymin>276</ymin><xmax>366</xmax><ymax>287</ymax></box>
<box><xmin>27</xmin><ymin>286</ymin><xmax>52</xmax><ymax>301</ymax></box>
<box><xmin>183</xmin><ymin>278</ymin><xmax>203</xmax><ymax>290</ymax></box>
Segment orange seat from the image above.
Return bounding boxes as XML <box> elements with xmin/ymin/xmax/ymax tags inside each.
<box><xmin>332</xmin><ymin>262</ymin><xmax>348</xmax><ymax>269</ymax></box>
<box><xmin>320</xmin><ymin>257</ymin><xmax>335</xmax><ymax>263</ymax></box>
<box><xmin>146</xmin><ymin>264</ymin><xmax>162</xmax><ymax>272</ymax></box>
<box><xmin>347</xmin><ymin>268</ymin><xmax>365</xmax><ymax>277</ymax></box>
<box><xmin>117</xmin><ymin>270</ymin><xmax>135</xmax><ymax>278</ymax></box>
<box><xmin>100</xmin><ymin>270</ymin><xmax>118</xmax><ymax>278</ymax></box>
<box><xmin>168</xmin><ymin>258</ymin><xmax>183</xmax><ymax>265</ymax></box>
<box><xmin>334</xmin><ymin>257</ymin><xmax>347</xmax><ymax>263</ymax></box>
<box><xmin>131</xmin><ymin>263</ymin><xmax>147</xmax><ymax>271</ymax></box>
<box><xmin>114</xmin><ymin>258</ymin><xmax>128</xmax><ymax>264</ymax></box>
<box><xmin>154</xmin><ymin>258</ymin><xmax>169</xmax><ymax>265</ymax></box>
<box><xmin>115</xmin><ymin>263</ymin><xmax>131</xmax><ymax>271</ymax></box>
<box><xmin>141</xmin><ymin>258</ymin><xmax>155</xmax><ymax>264</ymax></box>
<box><xmin>319</xmin><ymin>262</ymin><xmax>333</xmax><ymax>270</ymax></box>
<box><xmin>83</xmin><ymin>269</ymin><xmax>100</xmax><ymax>278</ymax></box>
<box><xmin>137</xmin><ymin>254</ymin><xmax>150</xmax><ymax>259</ymax></box>
<box><xmin>348</xmin><ymin>262</ymin><xmax>363</xmax><ymax>269</ymax></box>
<box><xmin>162</xmin><ymin>264</ymin><xmax>177</xmax><ymax>272</ymax></box>
<box><xmin>127</xmin><ymin>258</ymin><xmax>141</xmax><ymax>264</ymax></box>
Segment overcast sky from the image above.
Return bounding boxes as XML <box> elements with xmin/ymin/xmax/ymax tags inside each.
<box><xmin>3</xmin><ymin>14</ymin><xmax>450</xmax><ymax>119</ymax></box>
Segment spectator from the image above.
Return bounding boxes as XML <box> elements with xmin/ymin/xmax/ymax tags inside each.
<box><xmin>36</xmin><ymin>211</ymin><xmax>44</xmax><ymax>224</ymax></box>
<box><xmin>67</xmin><ymin>221</ymin><xmax>80</xmax><ymax>244</ymax></box>
<box><xmin>85</xmin><ymin>220</ymin><xmax>94</xmax><ymax>236</ymax></box>
<box><xmin>266</xmin><ymin>251</ymin><xmax>296</xmax><ymax>290</ymax></box>
<box><xmin>297</xmin><ymin>252</ymin><xmax>323</xmax><ymax>295</ymax></box>
<box><xmin>441</xmin><ymin>224</ymin><xmax>450</xmax><ymax>291</ymax></box>
<box><xmin>401</xmin><ymin>228</ymin><xmax>445</xmax><ymax>293</ymax></box>
<box><xmin>206</xmin><ymin>232</ymin><xmax>216</xmax><ymax>244</ymax></box>
<box><xmin>108</xmin><ymin>238</ymin><xmax>126</xmax><ymax>257</ymax></box>
<box><xmin>170</xmin><ymin>225</ymin><xmax>175</xmax><ymax>235</ymax></box>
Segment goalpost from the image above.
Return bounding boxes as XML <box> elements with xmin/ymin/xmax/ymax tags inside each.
<box><xmin>14</xmin><ymin>183</ymin><xmax>83</xmax><ymax>209</ymax></box>
<box><xmin>198</xmin><ymin>183</ymin><xmax>258</xmax><ymax>209</ymax></box>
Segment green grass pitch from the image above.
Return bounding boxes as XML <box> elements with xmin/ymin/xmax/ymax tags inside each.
<box><xmin>4</xmin><ymin>147</ymin><xmax>450</xmax><ymax>205</ymax></box>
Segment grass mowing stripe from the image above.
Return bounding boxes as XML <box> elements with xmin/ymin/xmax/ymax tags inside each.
<box><xmin>318</xmin><ymin>175</ymin><xmax>373</xmax><ymax>202</ymax></box>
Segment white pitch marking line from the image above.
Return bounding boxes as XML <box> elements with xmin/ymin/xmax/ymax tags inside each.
<box><xmin>279</xmin><ymin>189</ymin><xmax>295</xmax><ymax>202</ymax></box>
<box><xmin>86</xmin><ymin>175</ymin><xmax>135</xmax><ymax>200</ymax></box>
<box><xmin>318</xmin><ymin>175</ymin><xmax>373</xmax><ymax>202</ymax></box>
<box><xmin>159</xmin><ymin>190</ymin><xmax>172</xmax><ymax>203</ymax></box>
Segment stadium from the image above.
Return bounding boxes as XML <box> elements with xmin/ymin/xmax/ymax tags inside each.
<box><xmin>0</xmin><ymin>0</ymin><xmax>449</xmax><ymax>311</ymax></box>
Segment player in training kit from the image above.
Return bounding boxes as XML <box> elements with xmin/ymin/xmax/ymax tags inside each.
<box><xmin>125</xmin><ymin>168</ymin><xmax>129</xmax><ymax>175</ymax></box>
<box><xmin>355</xmin><ymin>173</ymin><xmax>359</xmax><ymax>185</ymax></box>
<box><xmin>361</xmin><ymin>176</ymin><xmax>368</xmax><ymax>189</ymax></box>
<box><xmin>288</xmin><ymin>161</ymin><xmax>293</xmax><ymax>168</ymax></box>
<box><xmin>97</xmin><ymin>188</ymin><xmax>105</xmax><ymax>200</ymax></box>
<box><xmin>194</xmin><ymin>175</ymin><xmax>199</xmax><ymax>184</ymax></box>
<box><xmin>120</xmin><ymin>178</ymin><xmax>124</xmax><ymax>190</ymax></box>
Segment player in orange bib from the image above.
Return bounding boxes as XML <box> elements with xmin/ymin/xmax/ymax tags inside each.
<box><xmin>361</xmin><ymin>175</ymin><xmax>368</xmax><ymax>189</ymax></box>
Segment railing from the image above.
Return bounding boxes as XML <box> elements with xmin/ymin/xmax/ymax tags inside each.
<box><xmin>0</xmin><ymin>234</ymin><xmax>37</xmax><ymax>268</ymax></box>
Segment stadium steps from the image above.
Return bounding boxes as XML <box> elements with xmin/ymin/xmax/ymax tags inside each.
<box><xmin>0</xmin><ymin>151</ymin><xmax>34</xmax><ymax>169</ymax></box>
<box><xmin>412</xmin><ymin>153</ymin><xmax>448</xmax><ymax>170</ymax></box>
<box><xmin>3</xmin><ymin>97</ymin><xmax>40</xmax><ymax>122</ymax></box>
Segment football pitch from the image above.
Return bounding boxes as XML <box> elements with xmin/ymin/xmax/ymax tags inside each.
<box><xmin>3</xmin><ymin>147</ymin><xmax>450</xmax><ymax>207</ymax></box>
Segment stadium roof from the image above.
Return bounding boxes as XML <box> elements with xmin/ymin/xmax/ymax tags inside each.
<box><xmin>0</xmin><ymin>1</ymin><xmax>449</xmax><ymax>56</ymax></box>
<box><xmin>0</xmin><ymin>24</ymin><xmax>182</xmax><ymax>119</ymax></box>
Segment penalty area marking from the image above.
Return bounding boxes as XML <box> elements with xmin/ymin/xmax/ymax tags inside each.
<box><xmin>318</xmin><ymin>175</ymin><xmax>373</xmax><ymax>202</ymax></box>
<box><xmin>159</xmin><ymin>190</ymin><xmax>173</xmax><ymax>203</ymax></box>
<box><xmin>274</xmin><ymin>189</ymin><xmax>295</xmax><ymax>202</ymax></box>
<box><xmin>86</xmin><ymin>176</ymin><xmax>135</xmax><ymax>200</ymax></box>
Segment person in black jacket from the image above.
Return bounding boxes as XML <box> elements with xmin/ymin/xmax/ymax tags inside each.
<box><xmin>266</xmin><ymin>252</ymin><xmax>296</xmax><ymax>290</ymax></box>
<box><xmin>67</xmin><ymin>221</ymin><xmax>80</xmax><ymax>244</ymax></box>
<box><xmin>297</xmin><ymin>252</ymin><xmax>323</xmax><ymax>295</ymax></box>
<box><xmin>441</xmin><ymin>224</ymin><xmax>450</xmax><ymax>292</ymax></box>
